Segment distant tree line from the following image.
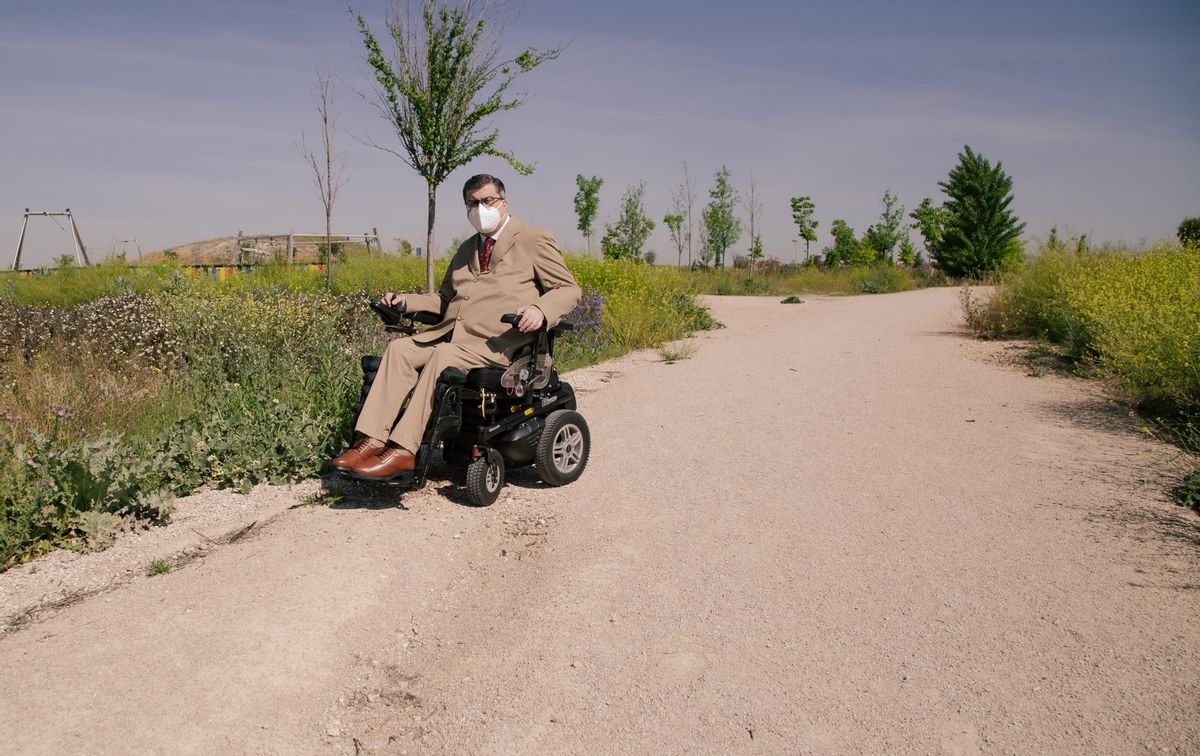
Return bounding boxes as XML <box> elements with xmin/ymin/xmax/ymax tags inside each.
<box><xmin>577</xmin><ymin>145</ymin><xmax>1028</xmax><ymax>279</ymax></box>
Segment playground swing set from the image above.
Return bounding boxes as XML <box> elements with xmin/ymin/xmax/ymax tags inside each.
<box><xmin>10</xmin><ymin>209</ymin><xmax>382</xmax><ymax>273</ymax></box>
<box><xmin>12</xmin><ymin>208</ymin><xmax>90</xmax><ymax>271</ymax></box>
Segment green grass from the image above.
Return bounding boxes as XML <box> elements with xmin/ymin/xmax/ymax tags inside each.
<box><xmin>684</xmin><ymin>260</ymin><xmax>931</xmax><ymax>297</ymax></box>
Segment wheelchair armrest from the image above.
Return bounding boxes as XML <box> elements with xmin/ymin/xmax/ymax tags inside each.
<box><xmin>410</xmin><ymin>310</ymin><xmax>442</xmax><ymax>325</ymax></box>
<box><xmin>371</xmin><ymin>303</ymin><xmax>442</xmax><ymax>333</ymax></box>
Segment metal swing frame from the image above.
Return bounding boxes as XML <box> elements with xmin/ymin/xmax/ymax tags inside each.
<box><xmin>12</xmin><ymin>208</ymin><xmax>90</xmax><ymax>271</ymax></box>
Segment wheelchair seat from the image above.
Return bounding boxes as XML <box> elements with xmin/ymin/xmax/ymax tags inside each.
<box><xmin>464</xmin><ymin>367</ymin><xmax>506</xmax><ymax>389</ymax></box>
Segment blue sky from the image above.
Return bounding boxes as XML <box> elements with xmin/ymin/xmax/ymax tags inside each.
<box><xmin>2</xmin><ymin>0</ymin><xmax>1197</xmax><ymax>267</ymax></box>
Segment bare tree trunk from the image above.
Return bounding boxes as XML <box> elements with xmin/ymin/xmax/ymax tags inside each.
<box><xmin>325</xmin><ymin>128</ymin><xmax>333</xmax><ymax>289</ymax></box>
<box><xmin>425</xmin><ymin>182</ymin><xmax>437</xmax><ymax>293</ymax></box>
<box><xmin>299</xmin><ymin>64</ymin><xmax>347</xmax><ymax>291</ymax></box>
<box><xmin>683</xmin><ymin>163</ymin><xmax>695</xmax><ymax>269</ymax></box>
<box><xmin>743</xmin><ymin>172</ymin><xmax>762</xmax><ymax>280</ymax></box>
<box><xmin>325</xmin><ymin>212</ymin><xmax>333</xmax><ymax>290</ymax></box>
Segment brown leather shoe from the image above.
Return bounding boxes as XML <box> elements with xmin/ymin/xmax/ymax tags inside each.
<box><xmin>352</xmin><ymin>447</ymin><xmax>416</xmax><ymax>480</ymax></box>
<box><xmin>331</xmin><ymin>437</ymin><xmax>384</xmax><ymax>472</ymax></box>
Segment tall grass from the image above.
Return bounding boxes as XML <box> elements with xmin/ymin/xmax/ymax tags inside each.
<box><xmin>684</xmin><ymin>260</ymin><xmax>931</xmax><ymax>296</ymax></box>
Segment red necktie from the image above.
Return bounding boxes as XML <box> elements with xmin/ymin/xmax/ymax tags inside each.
<box><xmin>480</xmin><ymin>237</ymin><xmax>495</xmax><ymax>272</ymax></box>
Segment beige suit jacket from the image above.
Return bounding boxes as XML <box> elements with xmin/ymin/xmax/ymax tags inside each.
<box><xmin>403</xmin><ymin>217</ymin><xmax>582</xmax><ymax>362</ymax></box>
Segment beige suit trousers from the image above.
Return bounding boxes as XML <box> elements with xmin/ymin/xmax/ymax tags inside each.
<box><xmin>354</xmin><ymin>338</ymin><xmax>504</xmax><ymax>452</ymax></box>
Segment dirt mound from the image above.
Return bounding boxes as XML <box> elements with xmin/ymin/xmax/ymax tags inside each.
<box><xmin>142</xmin><ymin>237</ymin><xmax>370</xmax><ymax>265</ymax></box>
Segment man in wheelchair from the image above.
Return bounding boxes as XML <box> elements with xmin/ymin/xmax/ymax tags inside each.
<box><xmin>332</xmin><ymin>174</ymin><xmax>581</xmax><ymax>483</ymax></box>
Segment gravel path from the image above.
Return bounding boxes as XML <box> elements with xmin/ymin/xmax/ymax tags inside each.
<box><xmin>2</xmin><ymin>289</ymin><xmax>1197</xmax><ymax>754</ymax></box>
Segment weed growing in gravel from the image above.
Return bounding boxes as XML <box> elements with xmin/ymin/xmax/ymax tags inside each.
<box><xmin>658</xmin><ymin>343</ymin><xmax>697</xmax><ymax>364</ymax></box>
<box><xmin>146</xmin><ymin>559</ymin><xmax>171</xmax><ymax>576</ymax></box>
<box><xmin>301</xmin><ymin>491</ymin><xmax>345</xmax><ymax>507</ymax></box>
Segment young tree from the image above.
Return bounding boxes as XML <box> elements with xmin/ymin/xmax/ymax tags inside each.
<box><xmin>863</xmin><ymin>189</ymin><xmax>904</xmax><ymax>263</ymax></box>
<box><xmin>748</xmin><ymin>234</ymin><xmax>764</xmax><ymax>278</ymax></box>
<box><xmin>936</xmin><ymin>145</ymin><xmax>1026</xmax><ymax>278</ymax></box>
<box><xmin>823</xmin><ymin>219</ymin><xmax>858</xmax><ymax>267</ymax></box>
<box><xmin>601</xmin><ymin>182</ymin><xmax>655</xmax><ymax>261</ymax></box>
<box><xmin>574</xmin><ymin>174</ymin><xmax>603</xmax><ymax>253</ymax></box>
<box><xmin>742</xmin><ymin>171</ymin><xmax>763</xmax><ymax>274</ymax></box>
<box><xmin>898</xmin><ymin>237</ymin><xmax>917</xmax><ymax>267</ymax></box>
<box><xmin>299</xmin><ymin>64</ymin><xmax>349</xmax><ymax>289</ymax></box>
<box><xmin>696</xmin><ymin>222</ymin><xmax>713</xmax><ymax>268</ymax></box>
<box><xmin>790</xmin><ymin>196</ymin><xmax>818</xmax><ymax>261</ymax></box>
<box><xmin>702</xmin><ymin>165</ymin><xmax>741</xmax><ymax>268</ymax></box>
<box><xmin>909</xmin><ymin>197</ymin><xmax>948</xmax><ymax>262</ymax></box>
<box><xmin>353</xmin><ymin>1</ymin><xmax>561</xmax><ymax>292</ymax></box>
<box><xmin>663</xmin><ymin>213</ymin><xmax>685</xmax><ymax>267</ymax></box>
<box><xmin>674</xmin><ymin>163</ymin><xmax>697</xmax><ymax>267</ymax></box>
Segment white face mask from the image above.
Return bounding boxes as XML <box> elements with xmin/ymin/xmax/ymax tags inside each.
<box><xmin>468</xmin><ymin>203</ymin><xmax>503</xmax><ymax>235</ymax></box>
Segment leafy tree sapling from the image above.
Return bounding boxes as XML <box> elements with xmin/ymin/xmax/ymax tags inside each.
<box><xmin>823</xmin><ymin>219</ymin><xmax>858</xmax><ymax>267</ymax></box>
<box><xmin>353</xmin><ymin>0</ymin><xmax>561</xmax><ymax>291</ymax></box>
<box><xmin>664</xmin><ymin>213</ymin><xmax>685</xmax><ymax>268</ymax></box>
<box><xmin>790</xmin><ymin>196</ymin><xmax>818</xmax><ymax>262</ymax></box>
<box><xmin>863</xmin><ymin>190</ymin><xmax>904</xmax><ymax>263</ymax></box>
<box><xmin>601</xmin><ymin>182</ymin><xmax>655</xmax><ymax>261</ymax></box>
<box><xmin>909</xmin><ymin>197</ymin><xmax>948</xmax><ymax>263</ymax></box>
<box><xmin>574</xmin><ymin>174</ymin><xmax>603</xmax><ymax>254</ymax></box>
<box><xmin>702</xmin><ymin>165</ymin><xmax>741</xmax><ymax>268</ymax></box>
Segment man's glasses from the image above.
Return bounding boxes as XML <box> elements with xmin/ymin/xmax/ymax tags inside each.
<box><xmin>465</xmin><ymin>196</ymin><xmax>505</xmax><ymax>209</ymax></box>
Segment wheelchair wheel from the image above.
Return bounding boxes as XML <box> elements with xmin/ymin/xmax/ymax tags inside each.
<box><xmin>465</xmin><ymin>448</ymin><xmax>505</xmax><ymax>507</ymax></box>
<box><xmin>535</xmin><ymin>410</ymin><xmax>590</xmax><ymax>486</ymax></box>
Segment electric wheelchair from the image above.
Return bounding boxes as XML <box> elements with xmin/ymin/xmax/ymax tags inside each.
<box><xmin>338</xmin><ymin>304</ymin><xmax>590</xmax><ymax>506</ymax></box>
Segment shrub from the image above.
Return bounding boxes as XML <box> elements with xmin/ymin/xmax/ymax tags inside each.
<box><xmin>1</xmin><ymin>426</ymin><xmax>173</xmax><ymax>566</ymax></box>
<box><xmin>1178</xmin><ymin>217</ymin><xmax>1200</xmax><ymax>249</ymax></box>
<box><xmin>850</xmin><ymin>264</ymin><xmax>917</xmax><ymax>294</ymax></box>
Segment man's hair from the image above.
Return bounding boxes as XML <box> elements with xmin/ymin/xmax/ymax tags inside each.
<box><xmin>462</xmin><ymin>174</ymin><xmax>506</xmax><ymax>201</ymax></box>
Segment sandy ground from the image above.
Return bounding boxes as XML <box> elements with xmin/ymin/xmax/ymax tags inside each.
<box><xmin>1</xmin><ymin>289</ymin><xmax>1197</xmax><ymax>754</ymax></box>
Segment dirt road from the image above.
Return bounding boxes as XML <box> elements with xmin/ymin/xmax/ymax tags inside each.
<box><xmin>2</xmin><ymin>289</ymin><xmax>1198</xmax><ymax>754</ymax></box>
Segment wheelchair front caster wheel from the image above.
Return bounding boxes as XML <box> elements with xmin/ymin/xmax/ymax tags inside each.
<box><xmin>465</xmin><ymin>448</ymin><xmax>505</xmax><ymax>507</ymax></box>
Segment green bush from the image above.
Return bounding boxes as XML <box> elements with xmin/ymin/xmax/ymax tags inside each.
<box><xmin>850</xmin><ymin>264</ymin><xmax>917</xmax><ymax>294</ymax></box>
<box><xmin>1178</xmin><ymin>217</ymin><xmax>1200</xmax><ymax>249</ymax></box>
<box><xmin>687</xmin><ymin>261</ymin><xmax>923</xmax><ymax>296</ymax></box>
<box><xmin>1</xmin><ymin>428</ymin><xmax>173</xmax><ymax>566</ymax></box>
